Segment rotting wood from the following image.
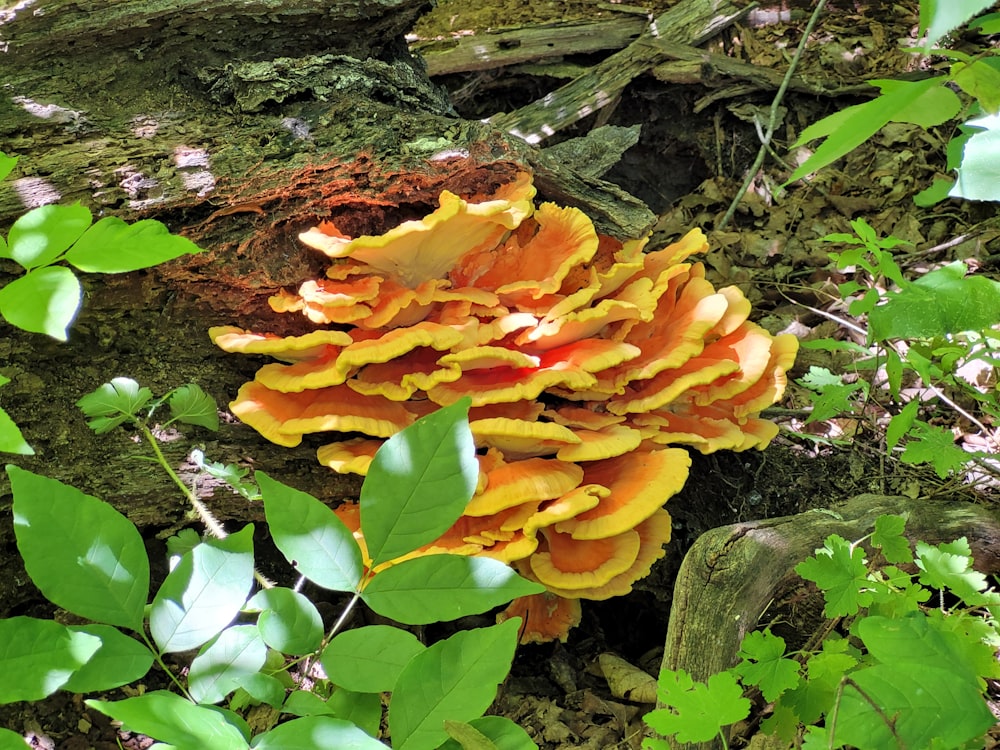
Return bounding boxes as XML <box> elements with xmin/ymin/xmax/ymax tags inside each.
<box><xmin>647</xmin><ymin>39</ymin><xmax>873</xmax><ymax>98</ymax></box>
<box><xmin>412</xmin><ymin>16</ymin><xmax>647</xmax><ymax>76</ymax></box>
<box><xmin>660</xmin><ymin>493</ymin><xmax>1000</xmax><ymax>750</ymax></box>
<box><xmin>490</xmin><ymin>0</ymin><xmax>754</xmax><ymax>144</ymax></box>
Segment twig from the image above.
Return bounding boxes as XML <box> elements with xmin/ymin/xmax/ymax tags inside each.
<box><xmin>718</xmin><ymin>0</ymin><xmax>831</xmax><ymax>230</ymax></box>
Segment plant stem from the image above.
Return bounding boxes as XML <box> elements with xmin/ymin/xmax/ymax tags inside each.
<box><xmin>138</xmin><ymin>629</ymin><xmax>194</xmax><ymax>701</ymax></box>
<box><xmin>718</xmin><ymin>0</ymin><xmax>830</xmax><ymax>229</ymax></box>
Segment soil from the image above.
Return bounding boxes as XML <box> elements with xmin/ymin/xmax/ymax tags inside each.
<box><xmin>4</xmin><ymin>0</ymin><xmax>1000</xmax><ymax>748</ymax></box>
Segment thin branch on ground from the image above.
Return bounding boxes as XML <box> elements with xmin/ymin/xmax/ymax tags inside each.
<box><xmin>718</xmin><ymin>0</ymin><xmax>831</xmax><ymax>230</ymax></box>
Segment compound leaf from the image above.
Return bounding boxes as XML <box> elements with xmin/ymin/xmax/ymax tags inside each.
<box><xmin>643</xmin><ymin>669</ymin><xmax>749</xmax><ymax>744</ymax></box>
<box><xmin>76</xmin><ymin>377</ymin><xmax>152</xmax><ymax>434</ymax></box>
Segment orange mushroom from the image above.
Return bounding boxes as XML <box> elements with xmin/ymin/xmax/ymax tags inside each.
<box><xmin>212</xmin><ymin>172</ymin><xmax>798</xmax><ymax>643</ymax></box>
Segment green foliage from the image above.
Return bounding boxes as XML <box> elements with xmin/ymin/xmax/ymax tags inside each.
<box><xmin>643</xmin><ymin>515</ymin><xmax>1000</xmax><ymax>750</ymax></box>
<box><xmin>0</xmin><ymin>150</ymin><xmax>203</xmax><ymax>457</ymax></box>
<box><xmin>800</xmin><ymin>219</ymin><xmax>998</xmax><ymax>478</ymax></box>
<box><xmin>787</xmin><ymin>4</ymin><xmax>1000</xmax><ymax>204</ymax></box>
<box><xmin>2</xmin><ymin>386</ymin><xmax>542</xmax><ymax>748</ymax></box>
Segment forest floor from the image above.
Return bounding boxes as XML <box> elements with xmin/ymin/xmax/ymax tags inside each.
<box><xmin>5</xmin><ymin>0</ymin><xmax>1000</xmax><ymax>748</ymax></box>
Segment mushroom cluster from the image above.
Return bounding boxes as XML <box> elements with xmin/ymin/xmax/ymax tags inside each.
<box><xmin>211</xmin><ymin>172</ymin><xmax>797</xmax><ymax>642</ymax></box>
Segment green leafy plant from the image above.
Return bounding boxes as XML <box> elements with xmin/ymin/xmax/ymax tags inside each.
<box><xmin>797</xmin><ymin>218</ymin><xmax>999</xmax><ymax>478</ymax></box>
<box><xmin>0</xmin><ymin>150</ymin><xmax>202</xmax><ymax>456</ymax></box>
<box><xmin>643</xmin><ymin>514</ymin><xmax>1000</xmax><ymax>749</ymax></box>
<box><xmin>787</xmin><ymin>1</ymin><xmax>1000</xmax><ymax>204</ymax></box>
<box><xmin>1</xmin><ymin>384</ymin><xmax>543</xmax><ymax>749</ymax></box>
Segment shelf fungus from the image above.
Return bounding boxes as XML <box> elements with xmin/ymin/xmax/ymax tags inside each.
<box><xmin>211</xmin><ymin>172</ymin><xmax>797</xmax><ymax>643</ymax></box>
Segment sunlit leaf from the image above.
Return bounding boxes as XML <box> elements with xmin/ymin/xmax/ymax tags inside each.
<box><xmin>361</xmin><ymin>398</ymin><xmax>477</xmax><ymax>567</ymax></box>
<box><xmin>65</xmin><ymin>216</ymin><xmax>202</xmax><ymax>273</ymax></box>
<box><xmin>787</xmin><ymin>78</ymin><xmax>958</xmax><ymax>184</ymax></box>
<box><xmin>149</xmin><ymin>526</ymin><xmax>255</xmax><ymax>653</ymax></box>
<box><xmin>361</xmin><ymin>555</ymin><xmax>544</xmax><ymax>624</ymax></box>
<box><xmin>0</xmin><ymin>617</ymin><xmax>100</xmax><ymax>703</ymax></box>
<box><xmin>389</xmin><ymin>619</ymin><xmax>520</xmax><ymax>750</ymax></box>
<box><xmin>189</xmin><ymin>625</ymin><xmax>267</xmax><ymax>705</ymax></box>
<box><xmin>86</xmin><ymin>691</ymin><xmax>250</xmax><ymax>749</ymax></box>
<box><xmin>167</xmin><ymin>383</ymin><xmax>219</xmax><ymax>430</ymax></box>
<box><xmin>921</xmin><ymin>0</ymin><xmax>996</xmax><ymax>49</ymax></box>
<box><xmin>10</xmin><ymin>466</ymin><xmax>150</xmax><ymax>630</ymax></box>
<box><xmin>0</xmin><ymin>151</ymin><xmax>17</xmax><ymax>182</ymax></box>
<box><xmin>0</xmin><ymin>266</ymin><xmax>82</xmax><ymax>340</ymax></box>
<box><xmin>642</xmin><ymin>669</ymin><xmax>749</xmax><ymax>744</ymax></box>
<box><xmin>5</xmin><ymin>203</ymin><xmax>92</xmax><ymax>270</ymax></box>
<box><xmin>62</xmin><ymin>624</ymin><xmax>155</xmax><ymax>693</ymax></box>
<box><xmin>951</xmin><ymin>111</ymin><xmax>1000</xmax><ymax>201</ymax></box>
<box><xmin>0</xmin><ymin>405</ymin><xmax>33</xmax><ymax>455</ymax></box>
<box><xmin>322</xmin><ymin>625</ymin><xmax>425</xmax><ymax>693</ymax></box>
<box><xmin>258</xmin><ymin>471</ymin><xmax>363</xmax><ymax>592</ymax></box>
<box><xmin>246</xmin><ymin>587</ymin><xmax>324</xmax><ymax>655</ymax></box>
<box><xmin>76</xmin><ymin>377</ymin><xmax>153</xmax><ymax>433</ymax></box>
<box><xmin>252</xmin><ymin>716</ymin><xmax>385</xmax><ymax>749</ymax></box>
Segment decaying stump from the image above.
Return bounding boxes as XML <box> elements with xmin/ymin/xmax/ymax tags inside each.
<box><xmin>660</xmin><ymin>493</ymin><xmax>1000</xmax><ymax>749</ymax></box>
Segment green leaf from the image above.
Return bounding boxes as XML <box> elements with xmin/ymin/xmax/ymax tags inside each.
<box><xmin>167</xmin><ymin>384</ymin><xmax>219</xmax><ymax>430</ymax></box>
<box><xmin>787</xmin><ymin>78</ymin><xmax>958</xmax><ymax>183</ymax></box>
<box><xmin>87</xmin><ymin>691</ymin><xmax>250</xmax><ymax>749</ymax></box>
<box><xmin>886</xmin><ymin>400</ymin><xmax>919</xmax><ymax>453</ymax></box>
<box><xmin>921</xmin><ymin>0</ymin><xmax>996</xmax><ymax>49</ymax></box>
<box><xmin>252</xmin><ymin>716</ymin><xmax>386</xmax><ymax>749</ymax></box>
<box><xmin>258</xmin><ymin>471</ymin><xmax>363</xmax><ymax>592</ymax></box>
<box><xmin>915</xmin><ymin>538</ymin><xmax>993</xmax><ymax>604</ymax></box>
<box><xmin>970</xmin><ymin>11</ymin><xmax>1000</xmax><ymax>34</ymax></box>
<box><xmin>642</xmin><ymin>669</ymin><xmax>749</xmax><ymax>744</ymax></box>
<box><xmin>0</xmin><ymin>617</ymin><xmax>101</xmax><ymax>703</ymax></box>
<box><xmin>735</xmin><ymin>630</ymin><xmax>800</xmax><ymax>702</ymax></box>
<box><xmin>869</xmin><ymin>261</ymin><xmax>1000</xmax><ymax>340</ymax></box>
<box><xmin>191</xmin><ymin>450</ymin><xmax>258</xmax><ymax>499</ymax></box>
<box><xmin>913</xmin><ymin>176</ymin><xmax>955</xmax><ymax>207</ymax></box>
<box><xmin>951</xmin><ymin>111</ymin><xmax>1000</xmax><ymax>201</ymax></box>
<box><xmin>899</xmin><ymin>421</ymin><xmax>972</xmax><ymax>478</ymax></box>
<box><xmin>781</xmin><ymin>642</ymin><xmax>858</xmax><ymax>724</ymax></box>
<box><xmin>322</xmin><ymin>625</ymin><xmax>426</xmax><ymax>693</ymax></box>
<box><xmin>64</xmin><ymin>216</ymin><xmax>202</xmax><ymax>273</ymax></box>
<box><xmin>0</xmin><ymin>151</ymin><xmax>17</xmax><ymax>181</ymax></box>
<box><xmin>0</xmin><ymin>265</ymin><xmax>82</xmax><ymax>340</ymax></box>
<box><xmin>795</xmin><ymin>535</ymin><xmax>872</xmax><ymax>617</ymax></box>
<box><xmin>857</xmin><ymin>614</ymin><xmax>989</xmax><ymax>683</ymax></box>
<box><xmin>803</xmin><ymin>382</ymin><xmax>866</xmax><ymax>423</ymax></box>
<box><xmin>283</xmin><ymin>690</ymin><xmax>336</xmax><ymax>717</ymax></box>
<box><xmin>389</xmin><ymin>618</ymin><xmax>520</xmax><ymax>750</ymax></box>
<box><xmin>246</xmin><ymin>587</ymin><xmax>324</xmax><ymax>655</ymax></box>
<box><xmin>952</xmin><ymin>58</ymin><xmax>1000</xmax><ymax>113</ymax></box>
<box><xmin>328</xmin><ymin>688</ymin><xmax>382</xmax><ymax>738</ymax></box>
<box><xmin>361</xmin><ymin>398</ymin><xmax>476</xmax><ymax>566</ymax></box>
<box><xmin>76</xmin><ymin>377</ymin><xmax>153</xmax><ymax>434</ymax></box>
<box><xmin>442</xmin><ymin>720</ymin><xmax>498</xmax><ymax>750</ymax></box>
<box><xmin>236</xmin><ymin>672</ymin><xmax>286</xmax><ymax>709</ymax></box>
<box><xmin>797</xmin><ymin>366</ymin><xmax>843</xmax><ymax>391</ymax></box>
<box><xmin>361</xmin><ymin>555</ymin><xmax>544</xmax><ymax>624</ymax></box>
<box><xmin>439</xmin><ymin>717</ymin><xmax>538</xmax><ymax>750</ymax></box>
<box><xmin>0</xmin><ymin>405</ymin><xmax>33</xmax><ymax>455</ymax></box>
<box><xmin>871</xmin><ymin>514</ymin><xmax>912</xmax><ymax>564</ymax></box>
<box><xmin>189</xmin><ymin>624</ymin><xmax>267</xmax><ymax>705</ymax></box>
<box><xmin>9</xmin><ymin>466</ymin><xmax>150</xmax><ymax>630</ymax></box>
<box><xmin>5</xmin><ymin>203</ymin><xmax>92</xmax><ymax>270</ymax></box>
<box><xmin>834</xmin><ymin>663</ymin><xmax>993</xmax><ymax>750</ymax></box>
<box><xmin>62</xmin><ymin>624</ymin><xmax>155</xmax><ymax>693</ymax></box>
<box><xmin>150</xmin><ymin>525</ymin><xmax>255</xmax><ymax>653</ymax></box>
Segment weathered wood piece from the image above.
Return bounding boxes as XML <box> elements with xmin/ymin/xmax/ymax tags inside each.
<box><xmin>647</xmin><ymin>39</ymin><xmax>873</xmax><ymax>98</ymax></box>
<box><xmin>660</xmin><ymin>493</ymin><xmax>1000</xmax><ymax>750</ymax></box>
<box><xmin>412</xmin><ymin>16</ymin><xmax>647</xmax><ymax>76</ymax></box>
<box><xmin>490</xmin><ymin>0</ymin><xmax>753</xmax><ymax>144</ymax></box>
